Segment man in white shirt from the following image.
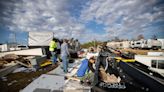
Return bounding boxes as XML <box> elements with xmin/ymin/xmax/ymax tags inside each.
<box><xmin>61</xmin><ymin>39</ymin><xmax>70</xmax><ymax>73</ymax></box>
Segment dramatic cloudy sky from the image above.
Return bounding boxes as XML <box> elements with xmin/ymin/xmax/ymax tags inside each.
<box><xmin>0</xmin><ymin>0</ymin><xmax>164</xmax><ymax>43</ymax></box>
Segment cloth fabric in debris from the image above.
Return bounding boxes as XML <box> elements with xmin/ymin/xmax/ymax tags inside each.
<box><xmin>80</xmin><ymin>72</ymin><xmax>94</xmax><ymax>86</ymax></box>
<box><xmin>77</xmin><ymin>59</ymin><xmax>89</xmax><ymax>77</ymax></box>
<box><xmin>86</xmin><ymin>52</ymin><xmax>98</xmax><ymax>59</ymax></box>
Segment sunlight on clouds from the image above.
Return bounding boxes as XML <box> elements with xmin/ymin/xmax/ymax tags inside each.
<box><xmin>80</xmin><ymin>0</ymin><xmax>164</xmax><ymax>39</ymax></box>
<box><xmin>0</xmin><ymin>0</ymin><xmax>163</xmax><ymax>42</ymax></box>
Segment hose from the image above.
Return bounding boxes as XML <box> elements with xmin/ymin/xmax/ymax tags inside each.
<box><xmin>105</xmin><ymin>57</ymin><xmax>109</xmax><ymax>71</ymax></box>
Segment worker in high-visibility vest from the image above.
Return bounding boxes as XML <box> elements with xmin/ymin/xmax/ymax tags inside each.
<box><xmin>49</xmin><ymin>38</ymin><xmax>57</xmax><ymax>64</ymax></box>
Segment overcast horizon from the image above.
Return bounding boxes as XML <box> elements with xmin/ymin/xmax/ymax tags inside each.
<box><xmin>0</xmin><ymin>0</ymin><xmax>164</xmax><ymax>43</ymax></box>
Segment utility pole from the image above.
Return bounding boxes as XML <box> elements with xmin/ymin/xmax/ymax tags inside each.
<box><xmin>10</xmin><ymin>32</ymin><xmax>17</xmax><ymax>50</ymax></box>
<box><xmin>13</xmin><ymin>32</ymin><xmax>17</xmax><ymax>50</ymax></box>
<box><xmin>94</xmin><ymin>39</ymin><xmax>96</xmax><ymax>48</ymax></box>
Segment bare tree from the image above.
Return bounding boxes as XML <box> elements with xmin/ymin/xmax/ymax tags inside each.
<box><xmin>114</xmin><ymin>37</ymin><xmax>120</xmax><ymax>42</ymax></box>
<box><xmin>137</xmin><ymin>34</ymin><xmax>144</xmax><ymax>40</ymax></box>
<box><xmin>151</xmin><ymin>35</ymin><xmax>157</xmax><ymax>40</ymax></box>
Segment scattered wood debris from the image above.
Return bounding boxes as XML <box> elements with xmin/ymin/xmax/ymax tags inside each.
<box><xmin>3</xmin><ymin>54</ymin><xmax>19</xmax><ymax>61</ymax></box>
<box><xmin>0</xmin><ymin>54</ymin><xmax>32</xmax><ymax>69</ymax></box>
<box><xmin>99</xmin><ymin>67</ymin><xmax>121</xmax><ymax>83</ymax></box>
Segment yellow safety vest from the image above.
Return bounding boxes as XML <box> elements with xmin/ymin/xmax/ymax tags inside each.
<box><xmin>49</xmin><ymin>40</ymin><xmax>57</xmax><ymax>51</ymax></box>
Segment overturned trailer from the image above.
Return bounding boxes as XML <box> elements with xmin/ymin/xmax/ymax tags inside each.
<box><xmin>135</xmin><ymin>52</ymin><xmax>164</xmax><ymax>76</ymax></box>
<box><xmin>92</xmin><ymin>47</ymin><xmax>164</xmax><ymax>92</ymax></box>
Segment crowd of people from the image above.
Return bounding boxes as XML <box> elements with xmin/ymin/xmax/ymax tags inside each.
<box><xmin>49</xmin><ymin>38</ymin><xmax>112</xmax><ymax>85</ymax></box>
<box><xmin>48</xmin><ymin>38</ymin><xmax>124</xmax><ymax>86</ymax></box>
<box><xmin>49</xmin><ymin>38</ymin><xmax>80</xmax><ymax>73</ymax></box>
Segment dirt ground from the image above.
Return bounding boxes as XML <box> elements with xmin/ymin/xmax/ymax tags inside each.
<box><xmin>120</xmin><ymin>48</ymin><xmax>164</xmax><ymax>55</ymax></box>
<box><xmin>0</xmin><ymin>64</ymin><xmax>58</xmax><ymax>92</ymax></box>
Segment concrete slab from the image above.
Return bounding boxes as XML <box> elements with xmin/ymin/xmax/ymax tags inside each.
<box><xmin>48</xmin><ymin>59</ymin><xmax>82</xmax><ymax>77</ymax></box>
<box><xmin>64</xmin><ymin>79</ymin><xmax>91</xmax><ymax>92</ymax></box>
<box><xmin>52</xmin><ymin>90</ymin><xmax>63</xmax><ymax>92</ymax></box>
<box><xmin>48</xmin><ymin>65</ymin><xmax>79</xmax><ymax>77</ymax></box>
<box><xmin>33</xmin><ymin>88</ymin><xmax>51</xmax><ymax>92</ymax></box>
<box><xmin>22</xmin><ymin>74</ymin><xmax>64</xmax><ymax>92</ymax></box>
<box><xmin>48</xmin><ymin>65</ymin><xmax>65</xmax><ymax>76</ymax></box>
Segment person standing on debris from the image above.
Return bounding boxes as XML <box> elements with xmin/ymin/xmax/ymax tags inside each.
<box><xmin>49</xmin><ymin>38</ymin><xmax>57</xmax><ymax>64</ymax></box>
<box><xmin>61</xmin><ymin>39</ymin><xmax>70</xmax><ymax>73</ymax></box>
<box><xmin>56</xmin><ymin>39</ymin><xmax>61</xmax><ymax>62</ymax></box>
<box><xmin>69</xmin><ymin>38</ymin><xmax>76</xmax><ymax>50</ymax></box>
<box><xmin>75</xmin><ymin>39</ymin><xmax>80</xmax><ymax>52</ymax></box>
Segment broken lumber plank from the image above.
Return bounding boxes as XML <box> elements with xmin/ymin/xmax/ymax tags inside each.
<box><xmin>15</xmin><ymin>61</ymin><xmax>31</xmax><ymax>68</ymax></box>
<box><xmin>0</xmin><ymin>48</ymin><xmax>44</xmax><ymax>57</ymax></box>
<box><xmin>66</xmin><ymin>76</ymin><xmax>80</xmax><ymax>82</ymax></box>
<box><xmin>0</xmin><ymin>64</ymin><xmax>20</xmax><ymax>77</ymax></box>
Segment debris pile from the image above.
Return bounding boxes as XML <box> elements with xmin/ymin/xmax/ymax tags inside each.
<box><xmin>0</xmin><ymin>54</ymin><xmax>32</xmax><ymax>69</ymax></box>
<box><xmin>0</xmin><ymin>59</ymin><xmax>8</xmax><ymax>69</ymax></box>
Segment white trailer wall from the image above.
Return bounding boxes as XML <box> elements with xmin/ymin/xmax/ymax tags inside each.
<box><xmin>107</xmin><ymin>41</ymin><xmax>130</xmax><ymax>49</ymax></box>
<box><xmin>28</xmin><ymin>32</ymin><xmax>54</xmax><ymax>46</ymax></box>
<box><xmin>158</xmin><ymin>39</ymin><xmax>164</xmax><ymax>49</ymax></box>
<box><xmin>135</xmin><ymin>55</ymin><xmax>164</xmax><ymax>75</ymax></box>
<box><xmin>107</xmin><ymin>42</ymin><xmax>121</xmax><ymax>48</ymax></box>
<box><xmin>121</xmin><ymin>41</ymin><xmax>130</xmax><ymax>49</ymax></box>
<box><xmin>0</xmin><ymin>44</ymin><xmax>9</xmax><ymax>52</ymax></box>
<box><xmin>135</xmin><ymin>55</ymin><xmax>164</xmax><ymax>67</ymax></box>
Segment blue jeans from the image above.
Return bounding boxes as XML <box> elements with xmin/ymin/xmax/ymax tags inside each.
<box><xmin>51</xmin><ymin>51</ymin><xmax>57</xmax><ymax>64</ymax></box>
<box><xmin>61</xmin><ymin>55</ymin><xmax>68</xmax><ymax>73</ymax></box>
